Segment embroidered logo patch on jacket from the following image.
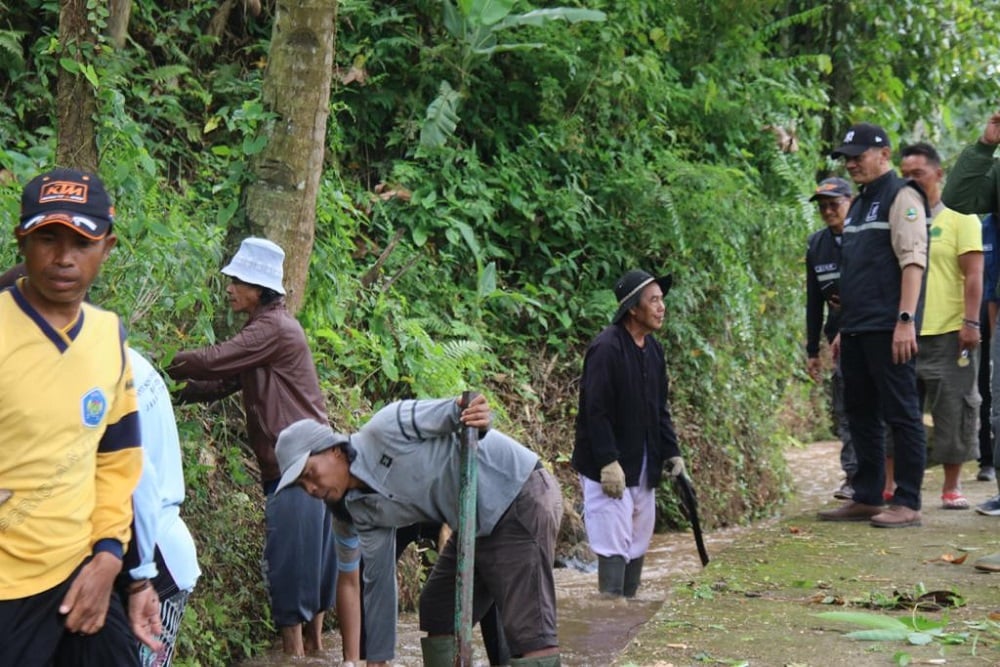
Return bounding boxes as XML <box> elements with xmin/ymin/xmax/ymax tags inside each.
<box><xmin>81</xmin><ymin>388</ymin><xmax>107</xmax><ymax>427</ymax></box>
<box><xmin>865</xmin><ymin>202</ymin><xmax>881</xmax><ymax>222</ymax></box>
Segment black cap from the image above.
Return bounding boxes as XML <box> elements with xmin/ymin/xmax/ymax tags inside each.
<box><xmin>17</xmin><ymin>168</ymin><xmax>114</xmax><ymax>240</ymax></box>
<box><xmin>830</xmin><ymin>123</ymin><xmax>891</xmax><ymax>158</ymax></box>
<box><xmin>612</xmin><ymin>269</ymin><xmax>672</xmax><ymax>324</ymax></box>
<box><xmin>809</xmin><ymin>177</ymin><xmax>853</xmax><ymax>201</ymax></box>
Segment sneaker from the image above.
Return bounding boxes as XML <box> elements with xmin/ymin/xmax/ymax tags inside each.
<box><xmin>870</xmin><ymin>505</ymin><xmax>922</xmax><ymax>528</ymax></box>
<box><xmin>978</xmin><ymin>466</ymin><xmax>996</xmax><ymax>482</ymax></box>
<box><xmin>817</xmin><ymin>502</ymin><xmax>883</xmax><ymax>522</ymax></box>
<box><xmin>974</xmin><ymin>551</ymin><xmax>1000</xmax><ymax>572</ymax></box>
<box><xmin>833</xmin><ymin>482</ymin><xmax>854</xmax><ymax>500</ymax></box>
<box><xmin>975</xmin><ymin>494</ymin><xmax>1000</xmax><ymax>516</ymax></box>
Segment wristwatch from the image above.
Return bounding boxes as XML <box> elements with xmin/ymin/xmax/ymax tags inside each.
<box><xmin>898</xmin><ymin>311</ymin><xmax>913</xmax><ymax>323</ymax></box>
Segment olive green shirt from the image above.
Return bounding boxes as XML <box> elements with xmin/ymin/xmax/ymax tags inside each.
<box><xmin>941</xmin><ymin>140</ymin><xmax>1000</xmax><ymax>216</ymax></box>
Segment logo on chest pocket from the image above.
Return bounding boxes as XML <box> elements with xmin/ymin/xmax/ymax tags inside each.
<box><xmin>865</xmin><ymin>202</ymin><xmax>880</xmax><ymax>222</ymax></box>
<box><xmin>81</xmin><ymin>388</ymin><xmax>108</xmax><ymax>428</ymax></box>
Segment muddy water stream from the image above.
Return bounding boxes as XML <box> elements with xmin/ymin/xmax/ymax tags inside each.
<box><xmin>239</xmin><ymin>442</ymin><xmax>844</xmax><ymax>666</ymax></box>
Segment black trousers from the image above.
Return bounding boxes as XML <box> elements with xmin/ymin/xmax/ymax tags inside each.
<box><xmin>0</xmin><ymin>560</ymin><xmax>138</xmax><ymax>667</ymax></box>
<box><xmin>979</xmin><ymin>300</ymin><xmax>994</xmax><ymax>469</ymax></box>
<box><xmin>841</xmin><ymin>331</ymin><xmax>927</xmax><ymax>509</ymax></box>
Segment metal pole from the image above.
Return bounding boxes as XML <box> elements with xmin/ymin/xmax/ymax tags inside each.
<box><xmin>454</xmin><ymin>390</ymin><xmax>479</xmax><ymax>666</ymax></box>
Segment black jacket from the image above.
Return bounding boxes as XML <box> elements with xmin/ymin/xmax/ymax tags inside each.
<box><xmin>572</xmin><ymin>323</ymin><xmax>680</xmax><ymax>488</ymax></box>
<box><xmin>805</xmin><ymin>227</ymin><xmax>843</xmax><ymax>356</ymax></box>
<box><xmin>840</xmin><ymin>171</ymin><xmax>927</xmax><ymax>333</ymax></box>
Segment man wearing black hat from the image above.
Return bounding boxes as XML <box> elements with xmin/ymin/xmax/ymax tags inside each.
<box><xmin>805</xmin><ymin>177</ymin><xmax>858</xmax><ymax>500</ymax></box>
<box><xmin>817</xmin><ymin>123</ymin><xmax>929</xmax><ymax>528</ymax></box>
<box><xmin>572</xmin><ymin>269</ymin><xmax>685</xmax><ymax>597</ymax></box>
<box><xmin>0</xmin><ymin>168</ymin><xmax>147</xmax><ymax>665</ymax></box>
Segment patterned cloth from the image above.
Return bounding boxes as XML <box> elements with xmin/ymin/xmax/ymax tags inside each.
<box><xmin>138</xmin><ymin>589</ymin><xmax>191</xmax><ymax>667</ymax></box>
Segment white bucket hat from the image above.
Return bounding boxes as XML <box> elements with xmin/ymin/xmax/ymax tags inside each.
<box><xmin>221</xmin><ymin>237</ymin><xmax>286</xmax><ymax>294</ymax></box>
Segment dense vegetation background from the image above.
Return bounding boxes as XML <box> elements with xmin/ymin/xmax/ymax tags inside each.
<box><xmin>2</xmin><ymin>0</ymin><xmax>1000</xmax><ymax>663</ymax></box>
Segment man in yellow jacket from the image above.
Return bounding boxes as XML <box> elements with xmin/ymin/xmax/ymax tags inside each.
<box><xmin>0</xmin><ymin>168</ymin><xmax>145</xmax><ymax>666</ymax></box>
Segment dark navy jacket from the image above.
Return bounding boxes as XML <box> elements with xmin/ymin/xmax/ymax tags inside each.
<box><xmin>982</xmin><ymin>213</ymin><xmax>1000</xmax><ymax>305</ymax></box>
<box><xmin>805</xmin><ymin>227</ymin><xmax>843</xmax><ymax>356</ymax></box>
<box><xmin>840</xmin><ymin>171</ymin><xmax>928</xmax><ymax>334</ymax></box>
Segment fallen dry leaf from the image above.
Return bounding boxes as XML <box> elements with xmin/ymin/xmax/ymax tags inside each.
<box><xmin>924</xmin><ymin>553</ymin><xmax>968</xmax><ymax>565</ymax></box>
<box><xmin>809</xmin><ymin>592</ymin><xmax>846</xmax><ymax>605</ymax></box>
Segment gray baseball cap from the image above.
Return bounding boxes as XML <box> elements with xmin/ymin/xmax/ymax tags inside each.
<box><xmin>274</xmin><ymin>419</ymin><xmax>349</xmax><ymax>493</ymax></box>
<box><xmin>809</xmin><ymin>177</ymin><xmax>852</xmax><ymax>201</ymax></box>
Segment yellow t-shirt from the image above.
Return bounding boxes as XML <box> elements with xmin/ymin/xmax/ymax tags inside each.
<box><xmin>0</xmin><ymin>282</ymin><xmax>142</xmax><ymax>599</ymax></box>
<box><xmin>921</xmin><ymin>207</ymin><xmax>983</xmax><ymax>335</ymax></box>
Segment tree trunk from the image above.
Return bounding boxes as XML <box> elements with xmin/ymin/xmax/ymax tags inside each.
<box><xmin>823</xmin><ymin>0</ymin><xmax>853</xmax><ymax>151</ymax></box>
<box><xmin>56</xmin><ymin>0</ymin><xmax>99</xmax><ymax>172</ymax></box>
<box><xmin>244</xmin><ymin>0</ymin><xmax>337</xmax><ymax>314</ymax></box>
<box><xmin>107</xmin><ymin>0</ymin><xmax>132</xmax><ymax>49</ymax></box>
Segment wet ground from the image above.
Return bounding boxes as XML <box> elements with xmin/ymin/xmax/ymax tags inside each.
<box><xmin>239</xmin><ymin>442</ymin><xmax>847</xmax><ymax>666</ymax></box>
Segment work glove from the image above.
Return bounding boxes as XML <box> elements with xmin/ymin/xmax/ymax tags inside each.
<box><xmin>667</xmin><ymin>456</ymin><xmax>686</xmax><ymax>479</ymax></box>
<box><xmin>600</xmin><ymin>461</ymin><xmax>626</xmax><ymax>499</ymax></box>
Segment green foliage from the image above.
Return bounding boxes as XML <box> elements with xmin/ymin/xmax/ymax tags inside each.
<box><xmin>776</xmin><ymin>0</ymin><xmax>1000</xmax><ymax>152</ymax></box>
<box><xmin>420</xmin><ymin>80</ymin><xmax>462</xmax><ymax>148</ymax></box>
<box><xmin>0</xmin><ymin>28</ymin><xmax>25</xmax><ymax>74</ymax></box>
<box><xmin>174</xmin><ymin>417</ymin><xmax>273</xmax><ymax>665</ymax></box>
<box><xmin>814</xmin><ymin>609</ymin><xmax>992</xmax><ymax>655</ymax></box>
<box><xmin>422</xmin><ymin>0</ymin><xmax>606</xmax><ymax>147</ymax></box>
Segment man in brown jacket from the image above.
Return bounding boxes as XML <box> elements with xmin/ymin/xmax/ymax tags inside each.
<box><xmin>168</xmin><ymin>237</ymin><xmax>336</xmax><ymax>657</ymax></box>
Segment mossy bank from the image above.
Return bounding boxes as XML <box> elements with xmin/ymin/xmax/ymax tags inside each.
<box><xmin>618</xmin><ymin>445</ymin><xmax>1000</xmax><ymax>667</ymax></box>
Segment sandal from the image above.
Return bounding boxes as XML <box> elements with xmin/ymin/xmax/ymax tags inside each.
<box><xmin>941</xmin><ymin>492</ymin><xmax>970</xmax><ymax>510</ymax></box>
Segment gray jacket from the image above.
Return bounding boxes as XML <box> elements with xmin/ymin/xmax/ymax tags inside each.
<box><xmin>344</xmin><ymin>398</ymin><xmax>538</xmax><ymax>661</ymax></box>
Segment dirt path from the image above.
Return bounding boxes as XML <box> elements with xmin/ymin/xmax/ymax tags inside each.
<box><xmin>617</xmin><ymin>442</ymin><xmax>1000</xmax><ymax>666</ymax></box>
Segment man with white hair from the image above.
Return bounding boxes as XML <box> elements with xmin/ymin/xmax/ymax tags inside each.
<box><xmin>167</xmin><ymin>237</ymin><xmax>337</xmax><ymax>657</ymax></box>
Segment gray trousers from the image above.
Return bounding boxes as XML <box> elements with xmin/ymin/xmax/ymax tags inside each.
<box><xmin>831</xmin><ymin>362</ymin><xmax>857</xmax><ymax>479</ymax></box>
<box><xmin>263</xmin><ymin>484</ymin><xmax>338</xmax><ymax>626</ymax></box>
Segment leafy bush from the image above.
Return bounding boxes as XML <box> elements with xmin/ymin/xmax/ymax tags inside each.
<box><xmin>9</xmin><ymin>0</ymin><xmax>999</xmax><ymax>663</ymax></box>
